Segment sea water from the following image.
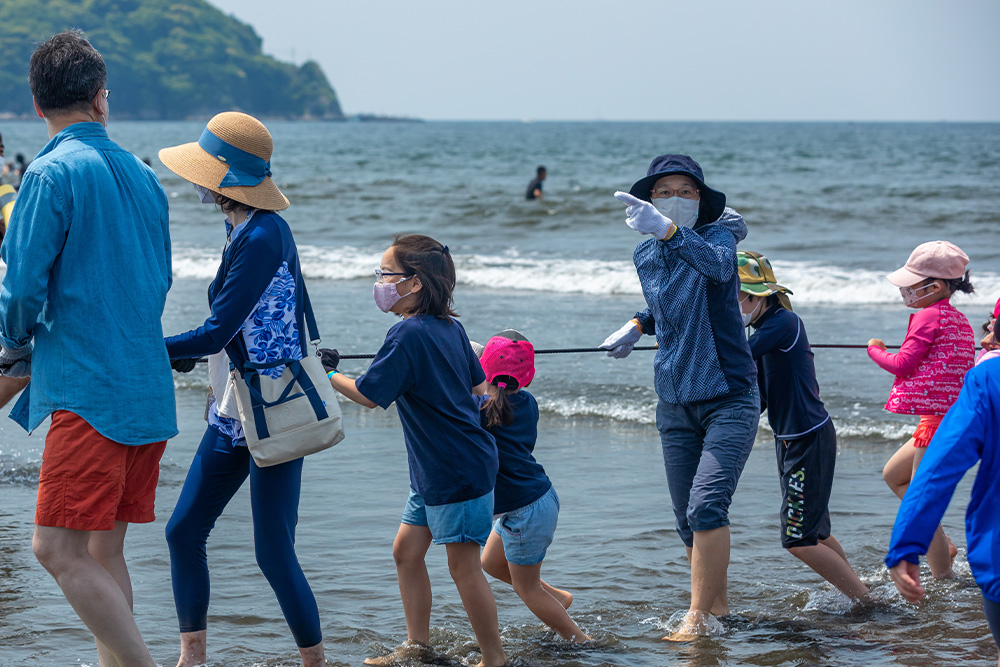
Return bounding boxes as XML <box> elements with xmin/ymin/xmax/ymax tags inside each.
<box><xmin>0</xmin><ymin>120</ymin><xmax>999</xmax><ymax>666</ymax></box>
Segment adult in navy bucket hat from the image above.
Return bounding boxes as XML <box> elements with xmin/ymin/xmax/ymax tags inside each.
<box><xmin>627</xmin><ymin>153</ymin><xmax>727</xmax><ymax>227</ymax></box>
<box><xmin>601</xmin><ymin>154</ymin><xmax>758</xmax><ymax>640</ymax></box>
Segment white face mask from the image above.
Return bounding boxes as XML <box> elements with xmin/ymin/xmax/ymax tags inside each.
<box><xmin>194</xmin><ymin>183</ymin><xmax>217</xmax><ymax>204</ymax></box>
<box><xmin>900</xmin><ymin>283</ymin><xmax>936</xmax><ymax>307</ymax></box>
<box><xmin>739</xmin><ymin>294</ymin><xmax>761</xmax><ymax>327</ymax></box>
<box><xmin>653</xmin><ymin>196</ymin><xmax>700</xmax><ymax>228</ymax></box>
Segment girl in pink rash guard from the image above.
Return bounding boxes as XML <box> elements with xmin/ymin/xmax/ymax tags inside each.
<box><xmin>867</xmin><ymin>240</ymin><xmax>975</xmax><ymax>580</ymax></box>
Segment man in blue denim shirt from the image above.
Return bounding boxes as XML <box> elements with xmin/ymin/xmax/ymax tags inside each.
<box><xmin>602</xmin><ymin>154</ymin><xmax>758</xmax><ymax>640</ymax></box>
<box><xmin>0</xmin><ymin>31</ymin><xmax>174</xmax><ymax>667</ymax></box>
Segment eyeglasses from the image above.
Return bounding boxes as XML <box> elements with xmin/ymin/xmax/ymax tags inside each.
<box><xmin>102</xmin><ymin>89</ymin><xmax>110</xmax><ymax>100</ymax></box>
<box><xmin>650</xmin><ymin>185</ymin><xmax>699</xmax><ymax>200</ymax></box>
<box><xmin>375</xmin><ymin>269</ymin><xmax>412</xmax><ymax>283</ymax></box>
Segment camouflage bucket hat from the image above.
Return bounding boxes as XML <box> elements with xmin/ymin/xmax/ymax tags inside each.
<box><xmin>737</xmin><ymin>251</ymin><xmax>793</xmax><ymax>311</ymax></box>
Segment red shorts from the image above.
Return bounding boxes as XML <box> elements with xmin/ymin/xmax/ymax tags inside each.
<box><xmin>35</xmin><ymin>411</ymin><xmax>167</xmax><ymax>531</ymax></box>
<box><xmin>912</xmin><ymin>414</ymin><xmax>944</xmax><ymax>449</ymax></box>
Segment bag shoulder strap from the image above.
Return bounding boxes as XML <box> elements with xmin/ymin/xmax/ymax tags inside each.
<box><xmin>300</xmin><ymin>278</ymin><xmax>321</xmax><ymax>348</ymax></box>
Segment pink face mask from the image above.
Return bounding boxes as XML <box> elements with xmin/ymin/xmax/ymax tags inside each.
<box><xmin>374</xmin><ymin>277</ymin><xmax>412</xmax><ymax>313</ymax></box>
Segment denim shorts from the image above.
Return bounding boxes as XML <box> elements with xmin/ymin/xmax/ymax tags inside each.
<box><xmin>493</xmin><ymin>486</ymin><xmax>559</xmax><ymax>566</ymax></box>
<box><xmin>657</xmin><ymin>388</ymin><xmax>759</xmax><ymax>547</ymax></box>
<box><xmin>400</xmin><ymin>489</ymin><xmax>494</xmax><ymax>546</ymax></box>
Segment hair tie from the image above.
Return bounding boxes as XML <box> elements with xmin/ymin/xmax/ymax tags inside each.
<box><xmin>439</xmin><ymin>245</ymin><xmax>449</xmax><ymax>254</ymax></box>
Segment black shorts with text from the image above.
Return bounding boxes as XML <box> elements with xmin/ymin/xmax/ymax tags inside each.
<box><xmin>776</xmin><ymin>419</ymin><xmax>836</xmax><ymax>548</ymax></box>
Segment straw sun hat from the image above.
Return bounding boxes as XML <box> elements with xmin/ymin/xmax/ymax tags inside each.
<box><xmin>158</xmin><ymin>111</ymin><xmax>289</xmax><ymax>211</ymax></box>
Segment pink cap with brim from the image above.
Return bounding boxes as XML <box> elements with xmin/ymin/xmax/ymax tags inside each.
<box><xmin>993</xmin><ymin>297</ymin><xmax>1000</xmax><ymax>321</ymax></box>
<box><xmin>887</xmin><ymin>240</ymin><xmax>969</xmax><ymax>287</ymax></box>
<box><xmin>480</xmin><ymin>337</ymin><xmax>535</xmax><ymax>390</ymax></box>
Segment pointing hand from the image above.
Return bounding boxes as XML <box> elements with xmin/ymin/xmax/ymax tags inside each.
<box><xmin>614</xmin><ymin>191</ymin><xmax>675</xmax><ymax>240</ymax></box>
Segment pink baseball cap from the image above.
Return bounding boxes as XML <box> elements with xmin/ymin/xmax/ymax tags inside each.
<box><xmin>887</xmin><ymin>240</ymin><xmax>969</xmax><ymax>287</ymax></box>
<box><xmin>480</xmin><ymin>332</ymin><xmax>535</xmax><ymax>390</ymax></box>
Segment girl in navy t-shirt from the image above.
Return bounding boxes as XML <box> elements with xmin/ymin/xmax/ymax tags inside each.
<box><xmin>323</xmin><ymin>234</ymin><xmax>506</xmax><ymax>667</ymax></box>
<box><xmin>476</xmin><ymin>331</ymin><xmax>590</xmax><ymax>643</ymax></box>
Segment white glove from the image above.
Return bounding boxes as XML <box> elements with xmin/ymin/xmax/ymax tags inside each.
<box><xmin>600</xmin><ymin>320</ymin><xmax>643</xmax><ymax>358</ymax></box>
<box><xmin>614</xmin><ymin>191</ymin><xmax>675</xmax><ymax>240</ymax></box>
<box><xmin>0</xmin><ymin>343</ymin><xmax>32</xmax><ymax>378</ymax></box>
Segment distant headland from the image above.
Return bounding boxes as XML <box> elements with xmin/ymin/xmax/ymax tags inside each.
<box><xmin>0</xmin><ymin>0</ymin><xmax>346</xmax><ymax>120</ymax></box>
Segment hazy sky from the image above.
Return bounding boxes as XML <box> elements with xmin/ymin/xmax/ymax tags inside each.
<box><xmin>208</xmin><ymin>0</ymin><xmax>1000</xmax><ymax>122</ymax></box>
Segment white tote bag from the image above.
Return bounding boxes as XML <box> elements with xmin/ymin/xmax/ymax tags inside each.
<box><xmin>232</xmin><ymin>283</ymin><xmax>344</xmax><ymax>467</ymax></box>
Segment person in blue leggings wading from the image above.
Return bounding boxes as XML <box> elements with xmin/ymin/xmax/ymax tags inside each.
<box><xmin>159</xmin><ymin>112</ymin><xmax>325</xmax><ymax>667</ymax></box>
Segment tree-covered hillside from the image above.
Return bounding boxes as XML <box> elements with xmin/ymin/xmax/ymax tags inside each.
<box><xmin>0</xmin><ymin>0</ymin><xmax>343</xmax><ymax>119</ymax></box>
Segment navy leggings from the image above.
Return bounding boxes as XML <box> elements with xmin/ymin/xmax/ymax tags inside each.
<box><xmin>165</xmin><ymin>426</ymin><xmax>322</xmax><ymax>648</ymax></box>
<box><xmin>985</xmin><ymin>596</ymin><xmax>1000</xmax><ymax>650</ymax></box>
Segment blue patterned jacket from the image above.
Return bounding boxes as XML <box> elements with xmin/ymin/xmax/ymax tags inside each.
<box><xmin>633</xmin><ymin>207</ymin><xmax>756</xmax><ymax>405</ymax></box>
<box><xmin>166</xmin><ymin>211</ymin><xmax>306</xmax><ymax>442</ymax></box>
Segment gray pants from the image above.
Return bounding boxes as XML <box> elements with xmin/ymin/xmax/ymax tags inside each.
<box><xmin>657</xmin><ymin>388</ymin><xmax>759</xmax><ymax>547</ymax></box>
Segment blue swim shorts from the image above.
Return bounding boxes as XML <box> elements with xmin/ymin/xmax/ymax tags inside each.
<box><xmin>401</xmin><ymin>489</ymin><xmax>494</xmax><ymax>546</ymax></box>
<box><xmin>493</xmin><ymin>486</ymin><xmax>559</xmax><ymax>566</ymax></box>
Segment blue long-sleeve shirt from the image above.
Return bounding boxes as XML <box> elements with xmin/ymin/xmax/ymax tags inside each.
<box><xmin>748</xmin><ymin>306</ymin><xmax>830</xmax><ymax>439</ymax></box>
<box><xmin>0</xmin><ymin>122</ymin><xmax>176</xmax><ymax>445</ymax></box>
<box><xmin>885</xmin><ymin>359</ymin><xmax>1000</xmax><ymax>603</ymax></box>
<box><xmin>633</xmin><ymin>207</ymin><xmax>756</xmax><ymax>405</ymax></box>
<box><xmin>165</xmin><ymin>211</ymin><xmax>307</xmax><ymax>443</ymax></box>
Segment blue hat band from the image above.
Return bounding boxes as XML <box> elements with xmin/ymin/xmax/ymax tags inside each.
<box><xmin>198</xmin><ymin>127</ymin><xmax>272</xmax><ymax>188</ymax></box>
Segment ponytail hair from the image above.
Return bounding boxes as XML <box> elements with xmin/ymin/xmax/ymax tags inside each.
<box><xmin>482</xmin><ymin>377</ymin><xmax>516</xmax><ymax>428</ymax></box>
<box><xmin>941</xmin><ymin>270</ymin><xmax>974</xmax><ymax>296</ymax></box>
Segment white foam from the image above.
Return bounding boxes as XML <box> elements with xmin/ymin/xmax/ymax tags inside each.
<box><xmin>167</xmin><ymin>246</ymin><xmax>1000</xmax><ymax>306</ymax></box>
<box><xmin>541</xmin><ymin>396</ymin><xmax>657</xmax><ymax>425</ymax></box>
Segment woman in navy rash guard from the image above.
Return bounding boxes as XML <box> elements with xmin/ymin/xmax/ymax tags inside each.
<box><xmin>158</xmin><ymin>112</ymin><xmax>325</xmax><ymax>667</ymax></box>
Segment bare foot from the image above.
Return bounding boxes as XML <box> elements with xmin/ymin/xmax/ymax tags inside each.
<box><xmin>662</xmin><ymin>610</ymin><xmax>717</xmax><ymax>642</ymax></box>
<box><xmin>364</xmin><ymin>639</ymin><xmax>434</xmax><ymax>666</ymax></box>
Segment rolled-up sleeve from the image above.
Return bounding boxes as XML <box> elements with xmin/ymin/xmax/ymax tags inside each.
<box><xmin>0</xmin><ymin>173</ymin><xmax>69</xmax><ymax>349</ymax></box>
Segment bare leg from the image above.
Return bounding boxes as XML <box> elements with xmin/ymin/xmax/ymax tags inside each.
<box><xmin>0</xmin><ymin>375</ymin><xmax>28</xmax><ymax>409</ymax></box>
<box><xmin>684</xmin><ymin>544</ymin><xmax>728</xmax><ymax>615</ymax></box>
<box><xmin>298</xmin><ymin>641</ymin><xmax>325</xmax><ymax>667</ymax></box>
<box><xmin>88</xmin><ymin>522</ymin><xmax>132</xmax><ymax>667</ymax></box>
<box><xmin>819</xmin><ymin>535</ymin><xmax>850</xmax><ymax>564</ymax></box>
<box><xmin>176</xmin><ymin>631</ymin><xmax>207</xmax><ymax>667</ymax></box>
<box><xmin>481</xmin><ymin>531</ymin><xmax>573</xmax><ymax>609</ymax></box>
<box><xmin>446</xmin><ymin>542</ymin><xmax>506</xmax><ymax>667</ymax></box>
<box><xmin>364</xmin><ymin>524</ymin><xmax>435</xmax><ymax>666</ymax></box>
<box><xmin>508</xmin><ymin>561</ymin><xmax>589</xmax><ymax>642</ymax></box>
<box><xmin>665</xmin><ymin>527</ymin><xmax>730</xmax><ymax>641</ymax></box>
<box><xmin>882</xmin><ymin>439</ymin><xmax>916</xmax><ymax>499</ymax></box>
<box><xmin>393</xmin><ymin>523</ymin><xmax>433</xmax><ymax>646</ymax></box>
<box><xmin>787</xmin><ymin>540</ymin><xmax>870</xmax><ymax>600</ymax></box>
<box><xmin>690</xmin><ymin>527</ymin><xmax>730</xmax><ymax>615</ymax></box>
<box><xmin>912</xmin><ymin>447</ymin><xmax>955</xmax><ymax>579</ymax></box>
<box><xmin>33</xmin><ymin>525</ymin><xmax>155</xmax><ymax>667</ymax></box>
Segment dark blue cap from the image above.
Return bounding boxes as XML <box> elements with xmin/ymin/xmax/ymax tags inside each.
<box><xmin>628</xmin><ymin>154</ymin><xmax>726</xmax><ymax>227</ymax></box>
